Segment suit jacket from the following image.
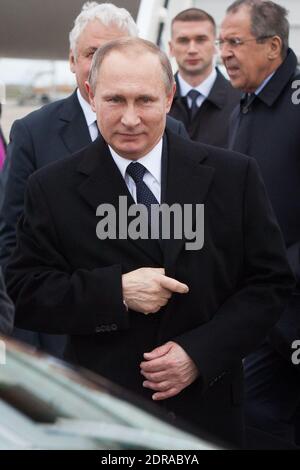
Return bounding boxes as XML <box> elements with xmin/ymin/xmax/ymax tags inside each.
<box><xmin>168</xmin><ymin>68</ymin><xmax>241</xmax><ymax>148</ymax></box>
<box><xmin>0</xmin><ymin>104</ymin><xmax>5</xmax><ymax>147</ymax></box>
<box><xmin>0</xmin><ymin>267</ymin><xmax>14</xmax><ymax>335</ymax></box>
<box><xmin>229</xmin><ymin>48</ymin><xmax>300</xmax><ymax>363</ymax></box>
<box><xmin>0</xmin><ymin>91</ymin><xmax>188</xmax><ymax>268</ymax></box>
<box><xmin>0</xmin><ymin>127</ymin><xmax>6</xmax><ymax>153</ymax></box>
<box><xmin>6</xmin><ymin>130</ymin><xmax>294</xmax><ymax>446</ymax></box>
<box><xmin>0</xmin><ymin>103</ymin><xmax>7</xmax><ymax>171</ymax></box>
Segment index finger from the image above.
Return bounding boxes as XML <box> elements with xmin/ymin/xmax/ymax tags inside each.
<box><xmin>150</xmin><ymin>268</ymin><xmax>165</xmax><ymax>275</ymax></box>
<box><xmin>159</xmin><ymin>276</ymin><xmax>189</xmax><ymax>294</ymax></box>
<box><xmin>140</xmin><ymin>357</ymin><xmax>168</xmax><ymax>373</ymax></box>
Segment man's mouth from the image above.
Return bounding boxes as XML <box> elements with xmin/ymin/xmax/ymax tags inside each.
<box><xmin>118</xmin><ymin>133</ymin><xmax>143</xmax><ymax>138</ymax></box>
<box><xmin>186</xmin><ymin>59</ymin><xmax>200</xmax><ymax>66</ymax></box>
<box><xmin>225</xmin><ymin>63</ymin><xmax>240</xmax><ymax>74</ymax></box>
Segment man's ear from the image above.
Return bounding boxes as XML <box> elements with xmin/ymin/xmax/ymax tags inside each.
<box><xmin>166</xmin><ymin>83</ymin><xmax>176</xmax><ymax>112</ymax></box>
<box><xmin>69</xmin><ymin>50</ymin><xmax>76</xmax><ymax>74</ymax></box>
<box><xmin>85</xmin><ymin>81</ymin><xmax>96</xmax><ymax>111</ymax></box>
<box><xmin>169</xmin><ymin>39</ymin><xmax>174</xmax><ymax>58</ymax></box>
<box><xmin>268</xmin><ymin>36</ymin><xmax>282</xmax><ymax>60</ymax></box>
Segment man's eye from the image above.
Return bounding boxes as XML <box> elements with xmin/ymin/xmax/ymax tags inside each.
<box><xmin>108</xmin><ymin>97</ymin><xmax>121</xmax><ymax>103</ymax></box>
<box><xmin>227</xmin><ymin>38</ymin><xmax>242</xmax><ymax>47</ymax></box>
<box><xmin>177</xmin><ymin>38</ymin><xmax>189</xmax><ymax>44</ymax></box>
<box><xmin>140</xmin><ymin>97</ymin><xmax>152</xmax><ymax>103</ymax></box>
<box><xmin>196</xmin><ymin>37</ymin><xmax>208</xmax><ymax>44</ymax></box>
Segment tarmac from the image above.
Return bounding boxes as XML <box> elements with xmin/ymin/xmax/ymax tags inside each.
<box><xmin>1</xmin><ymin>101</ymin><xmax>39</xmax><ymax>141</ymax></box>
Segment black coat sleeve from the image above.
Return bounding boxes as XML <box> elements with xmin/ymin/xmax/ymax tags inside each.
<box><xmin>268</xmin><ymin>297</ymin><xmax>300</xmax><ymax>371</ymax></box>
<box><xmin>0</xmin><ymin>267</ymin><xmax>14</xmax><ymax>335</ymax></box>
<box><xmin>5</xmin><ymin>174</ymin><xmax>129</xmax><ymax>335</ymax></box>
<box><xmin>174</xmin><ymin>158</ymin><xmax>295</xmax><ymax>387</ymax></box>
<box><xmin>0</xmin><ymin>119</ymin><xmax>37</xmax><ymax>269</ymax></box>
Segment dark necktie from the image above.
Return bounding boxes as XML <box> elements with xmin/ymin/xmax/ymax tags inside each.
<box><xmin>187</xmin><ymin>89</ymin><xmax>201</xmax><ymax>119</ymax></box>
<box><xmin>126</xmin><ymin>162</ymin><xmax>159</xmax><ymax>213</ymax></box>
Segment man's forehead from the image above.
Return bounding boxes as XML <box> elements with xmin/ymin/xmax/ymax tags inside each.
<box><xmin>98</xmin><ymin>75</ymin><xmax>162</xmax><ymax>92</ymax></box>
<box><xmin>221</xmin><ymin>8</ymin><xmax>251</xmax><ymax>34</ymax></box>
<box><xmin>97</xmin><ymin>57</ymin><xmax>166</xmax><ymax>94</ymax></box>
<box><xmin>95</xmin><ymin>49</ymin><xmax>167</xmax><ymax>92</ymax></box>
<box><xmin>101</xmin><ymin>49</ymin><xmax>161</xmax><ymax>70</ymax></box>
<box><xmin>172</xmin><ymin>20</ymin><xmax>214</xmax><ymax>36</ymax></box>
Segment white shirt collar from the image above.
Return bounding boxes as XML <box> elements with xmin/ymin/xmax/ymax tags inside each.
<box><xmin>178</xmin><ymin>68</ymin><xmax>217</xmax><ymax>99</ymax></box>
<box><xmin>77</xmin><ymin>89</ymin><xmax>96</xmax><ymax>127</ymax></box>
<box><xmin>109</xmin><ymin>139</ymin><xmax>163</xmax><ymax>184</ymax></box>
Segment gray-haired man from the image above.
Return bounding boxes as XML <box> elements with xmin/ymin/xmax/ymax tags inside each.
<box><xmin>220</xmin><ymin>0</ymin><xmax>300</xmax><ymax>446</ymax></box>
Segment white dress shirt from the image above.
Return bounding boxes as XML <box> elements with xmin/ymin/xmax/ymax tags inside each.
<box><xmin>178</xmin><ymin>68</ymin><xmax>217</xmax><ymax>108</ymax></box>
<box><xmin>77</xmin><ymin>89</ymin><xmax>98</xmax><ymax>141</ymax></box>
<box><xmin>109</xmin><ymin>140</ymin><xmax>163</xmax><ymax>204</ymax></box>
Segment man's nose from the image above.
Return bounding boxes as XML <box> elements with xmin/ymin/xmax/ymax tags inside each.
<box><xmin>121</xmin><ymin>105</ymin><xmax>141</xmax><ymax>127</ymax></box>
<box><xmin>187</xmin><ymin>40</ymin><xmax>198</xmax><ymax>53</ymax></box>
<box><xmin>220</xmin><ymin>43</ymin><xmax>233</xmax><ymax>62</ymax></box>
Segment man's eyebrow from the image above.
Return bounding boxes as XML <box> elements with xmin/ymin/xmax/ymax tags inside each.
<box><xmin>101</xmin><ymin>93</ymin><xmax>157</xmax><ymax>99</ymax></box>
<box><xmin>177</xmin><ymin>34</ymin><xmax>208</xmax><ymax>40</ymax></box>
<box><xmin>138</xmin><ymin>94</ymin><xmax>156</xmax><ymax>99</ymax></box>
<box><xmin>102</xmin><ymin>93</ymin><xmax>124</xmax><ymax>98</ymax></box>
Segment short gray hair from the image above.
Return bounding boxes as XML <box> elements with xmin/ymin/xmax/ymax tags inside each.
<box><xmin>227</xmin><ymin>0</ymin><xmax>289</xmax><ymax>57</ymax></box>
<box><xmin>69</xmin><ymin>2</ymin><xmax>139</xmax><ymax>58</ymax></box>
<box><xmin>89</xmin><ymin>37</ymin><xmax>175</xmax><ymax>95</ymax></box>
<box><xmin>172</xmin><ymin>8</ymin><xmax>216</xmax><ymax>36</ymax></box>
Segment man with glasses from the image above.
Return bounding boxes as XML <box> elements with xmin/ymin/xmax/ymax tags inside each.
<box><xmin>168</xmin><ymin>8</ymin><xmax>240</xmax><ymax>148</ymax></box>
<box><xmin>220</xmin><ymin>0</ymin><xmax>300</xmax><ymax>447</ymax></box>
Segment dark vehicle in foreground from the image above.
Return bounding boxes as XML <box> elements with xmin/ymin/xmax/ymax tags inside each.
<box><xmin>0</xmin><ymin>338</ymin><xmax>224</xmax><ymax>450</ymax></box>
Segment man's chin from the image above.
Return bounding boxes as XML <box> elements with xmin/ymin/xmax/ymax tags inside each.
<box><xmin>227</xmin><ymin>77</ymin><xmax>243</xmax><ymax>89</ymax></box>
<box><xmin>182</xmin><ymin>65</ymin><xmax>205</xmax><ymax>77</ymax></box>
<box><xmin>111</xmin><ymin>143</ymin><xmax>145</xmax><ymax>160</ymax></box>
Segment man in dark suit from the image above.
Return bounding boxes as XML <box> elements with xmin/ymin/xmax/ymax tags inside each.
<box><xmin>6</xmin><ymin>37</ymin><xmax>294</xmax><ymax>447</ymax></box>
<box><xmin>0</xmin><ymin>268</ymin><xmax>14</xmax><ymax>335</ymax></box>
<box><xmin>220</xmin><ymin>0</ymin><xmax>300</xmax><ymax>445</ymax></box>
<box><xmin>0</xmin><ymin>104</ymin><xmax>6</xmax><ymax>171</ymax></box>
<box><xmin>168</xmin><ymin>8</ymin><xmax>241</xmax><ymax>147</ymax></box>
<box><xmin>0</xmin><ymin>2</ymin><xmax>187</xmax><ymax>357</ymax></box>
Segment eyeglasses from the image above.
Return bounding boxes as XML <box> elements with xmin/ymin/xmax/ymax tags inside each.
<box><xmin>215</xmin><ymin>35</ymin><xmax>273</xmax><ymax>49</ymax></box>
